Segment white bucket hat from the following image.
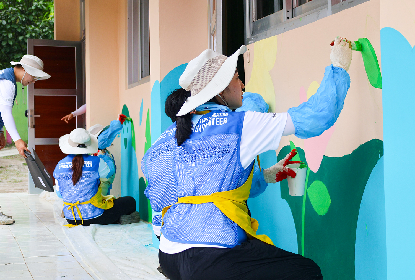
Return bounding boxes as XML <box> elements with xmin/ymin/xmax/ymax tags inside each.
<box><xmin>177</xmin><ymin>45</ymin><xmax>247</xmax><ymax>116</ymax></box>
<box><xmin>88</xmin><ymin>124</ymin><xmax>105</xmax><ymax>138</ymax></box>
<box><xmin>10</xmin><ymin>55</ymin><xmax>51</xmax><ymax>80</ymax></box>
<box><xmin>59</xmin><ymin>128</ymin><xmax>98</xmax><ymax>155</ymax></box>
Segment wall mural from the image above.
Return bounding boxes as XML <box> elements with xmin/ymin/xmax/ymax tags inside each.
<box><xmin>380</xmin><ymin>27</ymin><xmax>415</xmax><ymax>279</ymax></box>
<box><xmin>120</xmin><ymin>103</ymin><xmax>152</xmax><ymax>223</ymax></box>
<box><xmin>127</xmin><ymin>19</ymin><xmax>391</xmax><ymax>280</ymax></box>
<box><xmin>120</xmin><ymin>105</ymin><xmax>142</xmax><ymax>218</ymax></box>
<box><xmin>245</xmin><ymin>34</ymin><xmax>385</xmax><ymax>279</ymax></box>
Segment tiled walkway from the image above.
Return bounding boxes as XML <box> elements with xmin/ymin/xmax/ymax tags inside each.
<box><xmin>0</xmin><ymin>193</ymin><xmax>164</xmax><ymax>280</ymax></box>
<box><xmin>0</xmin><ymin>193</ymin><xmax>97</xmax><ymax>279</ymax></box>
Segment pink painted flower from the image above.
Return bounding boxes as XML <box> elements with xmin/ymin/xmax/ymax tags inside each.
<box><xmin>299</xmin><ymin>85</ymin><xmax>336</xmax><ymax>173</ymax></box>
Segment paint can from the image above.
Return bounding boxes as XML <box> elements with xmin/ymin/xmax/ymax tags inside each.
<box><xmin>286</xmin><ymin>163</ymin><xmax>307</xmax><ymax>196</ymax></box>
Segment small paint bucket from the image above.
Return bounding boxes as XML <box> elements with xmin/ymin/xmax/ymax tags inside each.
<box><xmin>286</xmin><ymin>163</ymin><xmax>307</xmax><ymax>196</ymax></box>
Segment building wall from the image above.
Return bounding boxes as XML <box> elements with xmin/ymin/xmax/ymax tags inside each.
<box><xmin>84</xmin><ymin>0</ymin><xmax>121</xmax><ymax>196</ymax></box>
<box><xmin>54</xmin><ymin>0</ymin><xmax>80</xmax><ymax>41</ymax></box>
<box><xmin>244</xmin><ymin>1</ymin><xmax>384</xmax><ymax>279</ymax></box>
<box><xmin>380</xmin><ymin>0</ymin><xmax>415</xmax><ymax>278</ymax></box>
<box><xmin>159</xmin><ymin>0</ymin><xmax>209</xmax><ymax>79</ymax></box>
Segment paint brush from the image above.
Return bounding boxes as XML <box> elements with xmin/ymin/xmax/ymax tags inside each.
<box><xmin>330</xmin><ymin>38</ymin><xmax>382</xmax><ymax>89</ymax></box>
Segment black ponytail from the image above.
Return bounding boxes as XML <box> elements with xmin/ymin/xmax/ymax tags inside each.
<box><xmin>165</xmin><ymin>88</ymin><xmax>193</xmax><ymax>146</ymax></box>
<box><xmin>176</xmin><ymin>114</ymin><xmax>193</xmax><ymax>146</ymax></box>
<box><xmin>165</xmin><ymin>88</ymin><xmax>190</xmax><ymax>122</ymax></box>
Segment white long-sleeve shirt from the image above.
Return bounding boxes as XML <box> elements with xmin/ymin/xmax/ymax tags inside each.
<box><xmin>0</xmin><ymin>79</ymin><xmax>20</xmax><ymax>141</ymax></box>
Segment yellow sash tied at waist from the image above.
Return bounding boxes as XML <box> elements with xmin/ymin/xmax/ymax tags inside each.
<box><xmin>162</xmin><ymin>167</ymin><xmax>274</xmax><ymax>246</ymax></box>
<box><xmin>63</xmin><ymin>185</ymin><xmax>115</xmax><ymax>228</ymax></box>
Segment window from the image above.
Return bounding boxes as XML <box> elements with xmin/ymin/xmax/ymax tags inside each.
<box><xmin>209</xmin><ymin>0</ymin><xmax>223</xmax><ymax>53</ymax></box>
<box><xmin>246</xmin><ymin>0</ymin><xmax>369</xmax><ymax>44</ymax></box>
<box><xmin>128</xmin><ymin>0</ymin><xmax>149</xmax><ymax>87</ymax></box>
<box><xmin>255</xmin><ymin>0</ymin><xmax>283</xmax><ymax>20</ymax></box>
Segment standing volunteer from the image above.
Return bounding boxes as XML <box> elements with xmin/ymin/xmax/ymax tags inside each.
<box><xmin>0</xmin><ymin>55</ymin><xmax>50</xmax><ymax>225</ymax></box>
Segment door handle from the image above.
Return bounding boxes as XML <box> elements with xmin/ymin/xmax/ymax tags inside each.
<box><xmin>28</xmin><ymin>109</ymin><xmax>38</xmax><ymax>128</ymax></box>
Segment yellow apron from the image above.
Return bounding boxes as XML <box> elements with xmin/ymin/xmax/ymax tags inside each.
<box><xmin>162</xmin><ymin>165</ymin><xmax>274</xmax><ymax>246</ymax></box>
<box><xmin>63</xmin><ymin>185</ymin><xmax>115</xmax><ymax>227</ymax></box>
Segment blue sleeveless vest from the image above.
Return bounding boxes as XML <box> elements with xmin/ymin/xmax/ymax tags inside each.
<box><xmin>143</xmin><ymin>110</ymin><xmax>253</xmax><ymax>247</ymax></box>
<box><xmin>0</xmin><ymin>68</ymin><xmax>17</xmax><ymax>128</ymax></box>
<box><xmin>53</xmin><ymin>154</ymin><xmax>103</xmax><ymax>220</ymax></box>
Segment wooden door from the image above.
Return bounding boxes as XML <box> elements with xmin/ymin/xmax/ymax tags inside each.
<box><xmin>27</xmin><ymin>39</ymin><xmax>84</xmax><ymax>194</ymax></box>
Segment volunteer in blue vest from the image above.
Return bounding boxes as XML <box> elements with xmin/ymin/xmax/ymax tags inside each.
<box><xmin>150</xmin><ymin>88</ymin><xmax>293</xmax><ymax>243</ymax></box>
<box><xmin>0</xmin><ymin>55</ymin><xmax>50</xmax><ymax>225</ymax></box>
<box><xmin>142</xmin><ymin>36</ymin><xmax>352</xmax><ymax>280</ymax></box>
<box><xmin>0</xmin><ymin>55</ymin><xmax>50</xmax><ymax>157</ymax></box>
<box><xmin>54</xmin><ymin>128</ymin><xmax>139</xmax><ymax>226</ymax></box>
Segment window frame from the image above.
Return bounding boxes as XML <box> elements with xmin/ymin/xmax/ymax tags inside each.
<box><xmin>128</xmin><ymin>0</ymin><xmax>150</xmax><ymax>88</ymax></box>
<box><xmin>245</xmin><ymin>0</ymin><xmax>369</xmax><ymax>45</ymax></box>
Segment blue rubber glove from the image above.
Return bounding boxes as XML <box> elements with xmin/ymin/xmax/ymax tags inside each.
<box><xmin>97</xmin><ymin>120</ymin><xmax>123</xmax><ymax>150</ymax></box>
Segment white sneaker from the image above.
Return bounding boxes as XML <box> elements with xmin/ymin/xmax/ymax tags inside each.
<box><xmin>0</xmin><ymin>212</ymin><xmax>15</xmax><ymax>225</ymax></box>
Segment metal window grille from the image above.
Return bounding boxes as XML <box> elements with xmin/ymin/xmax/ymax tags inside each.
<box><xmin>246</xmin><ymin>0</ymin><xmax>368</xmax><ymax>44</ymax></box>
<box><xmin>128</xmin><ymin>0</ymin><xmax>149</xmax><ymax>87</ymax></box>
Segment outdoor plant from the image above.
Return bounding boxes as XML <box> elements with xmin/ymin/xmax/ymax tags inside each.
<box><xmin>0</xmin><ymin>0</ymin><xmax>54</xmax><ymax>69</ymax></box>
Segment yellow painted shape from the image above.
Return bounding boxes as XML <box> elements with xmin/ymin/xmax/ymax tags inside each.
<box><xmin>307</xmin><ymin>81</ymin><xmax>320</xmax><ymax>100</ymax></box>
<box><xmin>245</xmin><ymin>36</ymin><xmax>278</xmax><ymax>112</ymax></box>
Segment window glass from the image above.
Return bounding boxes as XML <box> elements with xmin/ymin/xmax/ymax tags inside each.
<box><xmin>256</xmin><ymin>0</ymin><xmax>283</xmax><ymax>20</ymax></box>
<box><xmin>128</xmin><ymin>0</ymin><xmax>149</xmax><ymax>87</ymax></box>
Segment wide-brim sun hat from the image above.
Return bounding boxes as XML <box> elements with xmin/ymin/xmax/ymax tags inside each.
<box><xmin>177</xmin><ymin>45</ymin><xmax>247</xmax><ymax>116</ymax></box>
<box><xmin>10</xmin><ymin>55</ymin><xmax>51</xmax><ymax>80</ymax></box>
<box><xmin>88</xmin><ymin>124</ymin><xmax>105</xmax><ymax>138</ymax></box>
<box><xmin>59</xmin><ymin>128</ymin><xmax>98</xmax><ymax>155</ymax></box>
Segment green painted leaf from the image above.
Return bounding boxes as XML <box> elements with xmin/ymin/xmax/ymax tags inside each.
<box><xmin>289</xmin><ymin>141</ymin><xmax>302</xmax><ymax>162</ymax></box>
<box><xmin>308</xmin><ymin>180</ymin><xmax>331</xmax><ymax>215</ymax></box>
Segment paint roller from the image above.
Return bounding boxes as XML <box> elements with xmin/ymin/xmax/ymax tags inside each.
<box><xmin>331</xmin><ymin>38</ymin><xmax>382</xmax><ymax>89</ymax></box>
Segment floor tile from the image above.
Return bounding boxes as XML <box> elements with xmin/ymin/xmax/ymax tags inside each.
<box><xmin>0</xmin><ymin>256</ymin><xmax>25</xmax><ymax>265</ymax></box>
<box><xmin>0</xmin><ymin>262</ymin><xmax>28</xmax><ymax>272</ymax></box>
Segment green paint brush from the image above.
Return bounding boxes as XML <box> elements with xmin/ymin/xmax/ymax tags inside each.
<box><xmin>331</xmin><ymin>38</ymin><xmax>382</xmax><ymax>89</ymax></box>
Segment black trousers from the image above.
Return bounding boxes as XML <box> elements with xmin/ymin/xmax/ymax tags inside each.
<box><xmin>66</xmin><ymin>196</ymin><xmax>136</xmax><ymax>226</ymax></box>
<box><xmin>159</xmin><ymin>239</ymin><xmax>323</xmax><ymax>280</ymax></box>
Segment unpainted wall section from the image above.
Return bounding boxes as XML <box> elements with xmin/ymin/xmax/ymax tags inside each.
<box><xmin>245</xmin><ymin>0</ymin><xmax>384</xmax><ymax>279</ymax></box>
<box><xmin>54</xmin><ymin>0</ymin><xmax>81</xmax><ymax>41</ymax></box>
<box><xmin>84</xmin><ymin>0</ymin><xmax>122</xmax><ymax>197</ymax></box>
<box><xmin>159</xmin><ymin>0</ymin><xmax>209</xmax><ymax>79</ymax></box>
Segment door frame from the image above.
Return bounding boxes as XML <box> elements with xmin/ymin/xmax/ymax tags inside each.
<box><xmin>27</xmin><ymin>39</ymin><xmax>84</xmax><ymax>194</ymax></box>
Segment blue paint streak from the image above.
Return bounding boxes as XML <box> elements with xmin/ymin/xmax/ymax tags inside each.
<box><xmin>139</xmin><ymin>99</ymin><xmax>144</xmax><ymax>126</ymax></box>
<box><xmin>381</xmin><ymin>27</ymin><xmax>415</xmax><ymax>279</ymax></box>
<box><xmin>160</xmin><ymin>64</ymin><xmax>188</xmax><ymax>132</ymax></box>
<box><xmin>121</xmin><ymin>119</ymin><xmax>140</xmax><ymax>211</ymax></box>
<box><xmin>248</xmin><ymin>150</ymin><xmax>298</xmax><ymax>253</ymax></box>
<box><xmin>355</xmin><ymin>157</ymin><xmax>386</xmax><ymax>279</ymax></box>
<box><xmin>150</xmin><ymin>63</ymin><xmax>188</xmax><ymax>143</ymax></box>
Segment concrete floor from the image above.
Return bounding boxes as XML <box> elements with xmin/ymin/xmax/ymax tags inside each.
<box><xmin>0</xmin><ymin>193</ymin><xmax>164</xmax><ymax>280</ymax></box>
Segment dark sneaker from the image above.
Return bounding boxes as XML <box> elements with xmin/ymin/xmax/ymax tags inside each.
<box><xmin>119</xmin><ymin>211</ymin><xmax>140</xmax><ymax>224</ymax></box>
